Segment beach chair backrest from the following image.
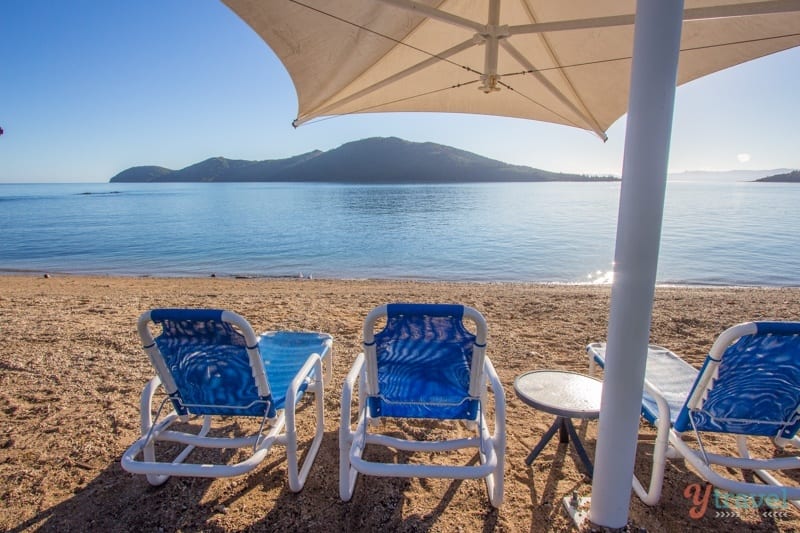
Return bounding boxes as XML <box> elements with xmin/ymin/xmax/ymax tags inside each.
<box><xmin>363</xmin><ymin>303</ymin><xmax>487</xmax><ymax>421</ymax></box>
<box><xmin>138</xmin><ymin>309</ymin><xmax>274</xmax><ymax>417</ymax></box>
<box><xmin>674</xmin><ymin>322</ymin><xmax>800</xmax><ymax>440</ymax></box>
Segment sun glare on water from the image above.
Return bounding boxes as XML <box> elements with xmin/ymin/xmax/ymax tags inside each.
<box><xmin>587</xmin><ymin>270</ymin><xmax>614</xmax><ymax>285</ymax></box>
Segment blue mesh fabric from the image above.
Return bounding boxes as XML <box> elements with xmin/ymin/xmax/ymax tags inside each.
<box><xmin>591</xmin><ymin>344</ymin><xmax>697</xmax><ymax>426</ymax></box>
<box><xmin>674</xmin><ymin>329</ymin><xmax>800</xmax><ymax>437</ymax></box>
<box><xmin>368</xmin><ymin>305</ymin><xmax>479</xmax><ymax>420</ymax></box>
<box><xmin>153</xmin><ymin>314</ymin><xmax>273</xmax><ymax>417</ymax></box>
<box><xmin>257</xmin><ymin>331</ymin><xmax>331</xmax><ymax>409</ymax></box>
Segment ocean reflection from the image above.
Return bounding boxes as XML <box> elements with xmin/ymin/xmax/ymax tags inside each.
<box><xmin>587</xmin><ymin>270</ymin><xmax>614</xmax><ymax>285</ymax></box>
<box><xmin>1</xmin><ymin>181</ymin><xmax>799</xmax><ymax>286</ymax></box>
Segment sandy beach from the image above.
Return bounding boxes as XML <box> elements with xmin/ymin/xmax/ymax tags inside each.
<box><xmin>1</xmin><ymin>274</ymin><xmax>798</xmax><ymax>532</ymax></box>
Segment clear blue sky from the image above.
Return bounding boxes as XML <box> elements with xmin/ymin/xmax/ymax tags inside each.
<box><xmin>2</xmin><ymin>0</ymin><xmax>799</xmax><ymax>183</ymax></box>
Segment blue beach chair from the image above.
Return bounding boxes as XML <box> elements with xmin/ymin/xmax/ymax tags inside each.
<box><xmin>588</xmin><ymin>322</ymin><xmax>800</xmax><ymax>507</ymax></box>
<box><xmin>121</xmin><ymin>309</ymin><xmax>332</xmax><ymax>491</ymax></box>
<box><xmin>339</xmin><ymin>304</ymin><xmax>505</xmax><ymax>507</ymax></box>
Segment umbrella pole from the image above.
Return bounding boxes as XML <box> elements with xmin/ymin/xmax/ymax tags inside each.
<box><xmin>589</xmin><ymin>0</ymin><xmax>684</xmax><ymax>529</ymax></box>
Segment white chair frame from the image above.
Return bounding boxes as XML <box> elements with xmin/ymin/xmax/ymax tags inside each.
<box><xmin>122</xmin><ymin>309</ymin><xmax>332</xmax><ymax>492</ymax></box>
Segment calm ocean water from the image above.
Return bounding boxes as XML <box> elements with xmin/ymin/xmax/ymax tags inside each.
<box><xmin>1</xmin><ymin>181</ymin><xmax>797</xmax><ymax>286</ymax></box>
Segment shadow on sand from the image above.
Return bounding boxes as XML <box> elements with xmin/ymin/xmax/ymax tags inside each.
<box><xmin>10</xmin><ymin>429</ymin><xmax>500</xmax><ymax>532</ymax></box>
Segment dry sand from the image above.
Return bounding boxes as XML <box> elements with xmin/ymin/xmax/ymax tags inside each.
<box><xmin>1</xmin><ymin>275</ymin><xmax>798</xmax><ymax>532</ymax></box>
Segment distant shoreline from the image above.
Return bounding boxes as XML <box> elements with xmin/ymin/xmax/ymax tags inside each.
<box><xmin>1</xmin><ymin>271</ymin><xmax>795</xmax><ymax>290</ymax></box>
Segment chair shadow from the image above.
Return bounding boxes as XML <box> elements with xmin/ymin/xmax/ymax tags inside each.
<box><xmin>8</xmin><ymin>413</ymin><xmax>309</xmax><ymax>532</ymax></box>
<box><xmin>11</xmin><ymin>422</ymin><xmax>501</xmax><ymax>533</ymax></box>
<box><xmin>251</xmin><ymin>427</ymin><xmax>499</xmax><ymax>533</ymax></box>
<box><xmin>8</xmin><ymin>458</ymin><xmax>235</xmax><ymax>532</ymax></box>
<box><xmin>513</xmin><ymin>424</ymin><xmax>794</xmax><ymax>532</ymax></box>
<box><xmin>625</xmin><ymin>434</ymin><xmax>796</xmax><ymax>530</ymax></box>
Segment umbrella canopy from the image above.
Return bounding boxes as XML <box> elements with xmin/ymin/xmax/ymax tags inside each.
<box><xmin>223</xmin><ymin>0</ymin><xmax>800</xmax><ymax>140</ymax></box>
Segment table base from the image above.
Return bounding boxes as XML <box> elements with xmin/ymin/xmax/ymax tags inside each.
<box><xmin>525</xmin><ymin>416</ymin><xmax>594</xmax><ymax>477</ymax></box>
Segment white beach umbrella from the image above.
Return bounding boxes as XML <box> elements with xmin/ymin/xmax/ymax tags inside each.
<box><xmin>223</xmin><ymin>0</ymin><xmax>799</xmax><ymax>138</ymax></box>
<box><xmin>221</xmin><ymin>0</ymin><xmax>800</xmax><ymax>528</ymax></box>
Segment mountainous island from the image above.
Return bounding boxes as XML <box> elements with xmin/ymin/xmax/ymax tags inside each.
<box><xmin>755</xmin><ymin>169</ymin><xmax>800</xmax><ymax>183</ymax></box>
<box><xmin>110</xmin><ymin>137</ymin><xmax>617</xmax><ymax>184</ymax></box>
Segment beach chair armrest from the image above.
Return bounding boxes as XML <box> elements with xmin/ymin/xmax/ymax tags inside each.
<box><xmin>286</xmin><ymin>352</ymin><xmax>324</xmax><ymax>410</ymax></box>
<box><xmin>642</xmin><ymin>379</ymin><xmax>672</xmax><ymax>427</ymax></box>
<box><xmin>631</xmin><ymin>377</ymin><xmax>675</xmax><ymax>505</ymax></box>
<box><xmin>139</xmin><ymin>375</ymin><xmax>164</xmax><ymax>435</ymax></box>
<box><xmin>587</xmin><ymin>347</ymin><xmax>599</xmax><ymax>375</ymax></box>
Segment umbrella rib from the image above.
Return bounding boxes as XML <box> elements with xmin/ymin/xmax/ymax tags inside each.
<box><xmin>513</xmin><ymin>0</ymin><xmax>607</xmax><ymax>140</ymax></box>
<box><xmin>492</xmin><ymin>30</ymin><xmax>800</xmax><ymax>136</ymax></box>
<box><xmin>493</xmin><ymin>79</ymin><xmax>585</xmax><ymax>133</ymax></box>
<box><xmin>506</xmin><ymin>0</ymin><xmax>800</xmax><ymax>36</ymax></box>
<box><xmin>499</xmin><ymin>39</ymin><xmax>607</xmax><ymax>140</ymax></box>
<box><xmin>300</xmin><ymin>80</ymin><xmax>484</xmax><ymax>125</ymax></box>
<box><xmin>680</xmin><ymin>30</ymin><xmax>800</xmax><ymax>54</ymax></box>
<box><xmin>295</xmin><ymin>38</ymin><xmax>480</xmax><ymax>126</ymax></box>
<box><xmin>376</xmin><ymin>0</ymin><xmax>484</xmax><ymax>33</ymax></box>
<box><xmin>499</xmin><ymin>30</ymin><xmax>800</xmax><ymax>77</ymax></box>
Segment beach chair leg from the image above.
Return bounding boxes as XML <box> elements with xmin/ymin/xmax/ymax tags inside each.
<box><xmin>339</xmin><ymin>408</ymin><xmax>365</xmax><ymax>501</ymax></box>
<box><xmin>134</xmin><ymin>376</ymin><xmax>206</xmax><ymax>486</ymax></box>
<box><xmin>142</xmin><ymin>441</ymin><xmax>170</xmax><ymax>486</ymax></box>
<box><xmin>630</xmin><ymin>416</ymin><xmax>671</xmax><ymax>506</ymax></box>
<box><xmin>340</xmin><ymin>355</ymin><xmax>365</xmax><ymax>501</ymax></box>
<box><xmin>286</xmin><ymin>356</ymin><xmax>325</xmax><ymax>492</ymax></box>
<box><xmin>484</xmin><ymin>359</ymin><xmax>505</xmax><ymax>507</ymax></box>
<box><xmin>482</xmin><ymin>426</ymin><xmax>504</xmax><ymax>507</ymax></box>
<box><xmin>736</xmin><ymin>435</ymin><xmax>800</xmax><ymax>510</ymax></box>
<box><xmin>339</xmin><ymin>428</ymin><xmax>360</xmax><ymax>501</ymax></box>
